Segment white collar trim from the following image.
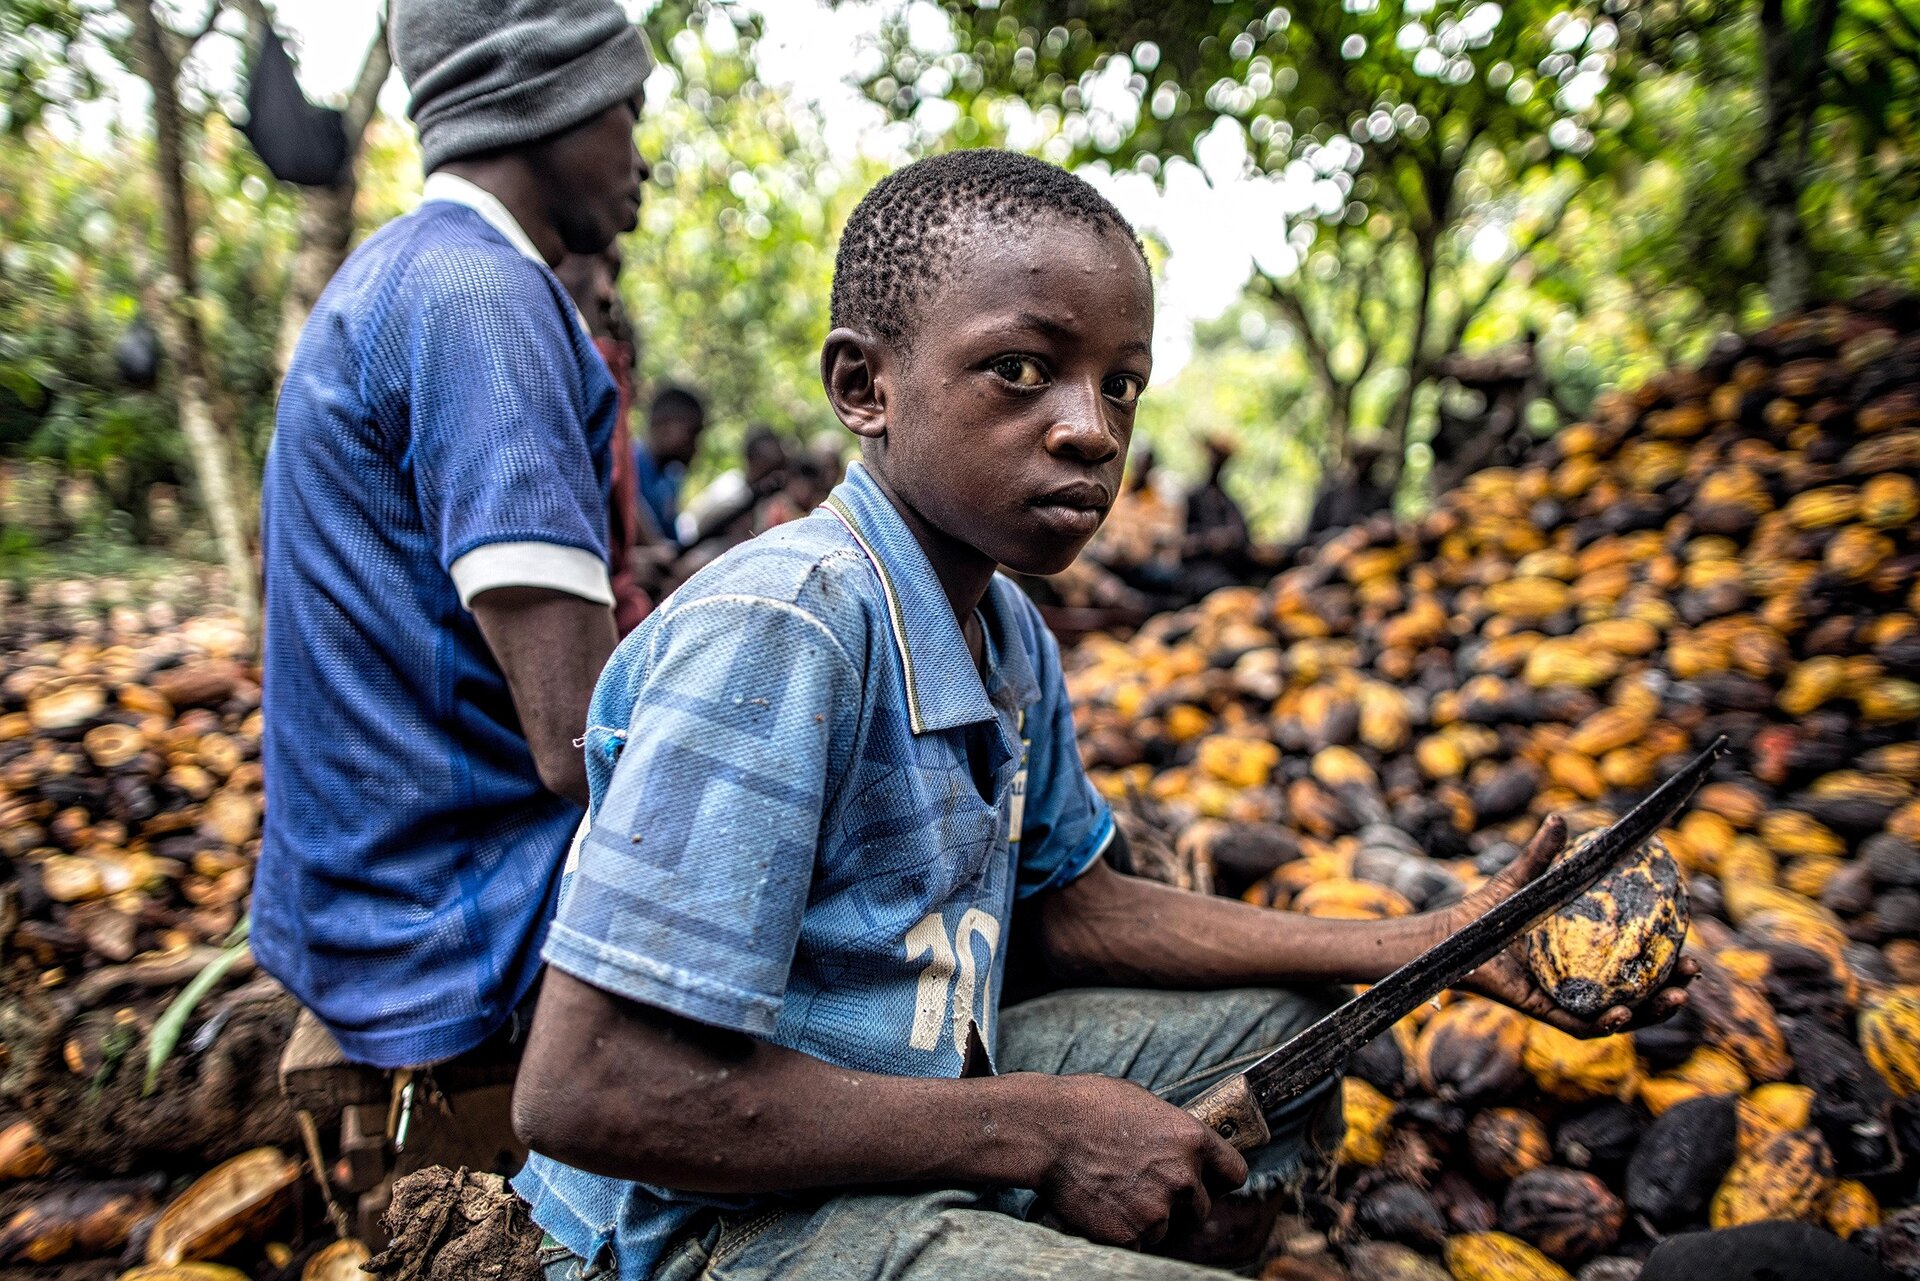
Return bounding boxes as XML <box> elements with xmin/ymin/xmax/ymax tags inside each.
<box><xmin>421</xmin><ymin>171</ymin><xmax>549</xmax><ymax>268</ymax></box>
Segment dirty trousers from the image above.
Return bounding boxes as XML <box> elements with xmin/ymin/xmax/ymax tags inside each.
<box><xmin>541</xmin><ymin>986</ymin><xmax>1346</xmax><ymax>1281</ymax></box>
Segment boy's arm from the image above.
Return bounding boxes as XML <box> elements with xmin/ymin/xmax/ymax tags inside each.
<box><xmin>513</xmin><ymin>968</ymin><xmax>1247</xmax><ymax>1248</ymax></box>
<box><xmin>1035</xmin><ymin>816</ymin><xmax>1695</xmax><ymax>1038</ymax></box>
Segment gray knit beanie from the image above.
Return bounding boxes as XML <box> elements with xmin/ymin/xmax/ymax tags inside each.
<box><xmin>391</xmin><ymin>0</ymin><xmax>655</xmax><ymax>172</ymax></box>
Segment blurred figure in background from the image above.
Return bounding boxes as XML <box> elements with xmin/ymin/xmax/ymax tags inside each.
<box><xmin>1087</xmin><ymin>445</ymin><xmax>1185</xmax><ymax>599</ymax></box>
<box><xmin>634</xmin><ymin>385</ymin><xmax>706</xmax><ymax>545</ymax></box>
<box><xmin>1305</xmin><ymin>443</ymin><xmax>1394</xmax><ymax>543</ymax></box>
<box><xmin>556</xmin><ymin>244</ymin><xmax>656</xmax><ymax>634</ymax></box>
<box><xmin>676</xmin><ymin>423</ymin><xmax>788</xmax><ymax>545</ymax></box>
<box><xmin>1182</xmin><ymin>434</ymin><xmax>1257</xmax><ymax>596</ymax></box>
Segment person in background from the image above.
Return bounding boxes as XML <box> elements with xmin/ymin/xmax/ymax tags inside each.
<box><xmin>1304</xmin><ymin>443</ymin><xmax>1393</xmax><ymax>542</ymax></box>
<box><xmin>675</xmin><ymin>424</ymin><xmax>788</xmax><ymax>545</ymax></box>
<box><xmin>634</xmin><ymin>385</ymin><xmax>706</xmax><ymax>545</ymax></box>
<box><xmin>1181</xmin><ymin>434</ymin><xmax>1258</xmax><ymax>597</ymax></box>
<box><xmin>255</xmin><ymin>0</ymin><xmax>652</xmax><ymax>1225</ymax></box>
<box><xmin>557</xmin><ymin>244</ymin><xmax>656</xmax><ymax>635</ymax></box>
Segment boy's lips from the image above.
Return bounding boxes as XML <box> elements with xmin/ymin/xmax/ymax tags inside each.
<box><xmin>1028</xmin><ymin>481</ymin><xmax>1112</xmax><ymax>539</ymax></box>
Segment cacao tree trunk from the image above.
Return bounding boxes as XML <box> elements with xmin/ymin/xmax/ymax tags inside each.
<box><xmin>274</xmin><ymin>20</ymin><xmax>393</xmax><ymax>383</ymax></box>
<box><xmin>1753</xmin><ymin>0</ymin><xmax>1841</xmax><ymax>317</ymax></box>
<box><xmin>130</xmin><ymin>0</ymin><xmax>258</xmax><ymax>637</ymax></box>
<box><xmin>1378</xmin><ymin>228</ymin><xmax>1438</xmax><ymax>495</ymax></box>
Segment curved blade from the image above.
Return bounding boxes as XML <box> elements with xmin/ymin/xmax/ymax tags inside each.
<box><xmin>1240</xmin><ymin>736</ymin><xmax>1729</xmax><ymax>1110</ymax></box>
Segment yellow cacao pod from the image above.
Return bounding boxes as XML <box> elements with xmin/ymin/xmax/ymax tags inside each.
<box><xmin>1825</xmin><ymin>526</ymin><xmax>1894</xmax><ymax>581</ymax></box>
<box><xmin>1566</xmin><ymin>707</ymin><xmax>1649</xmax><ymax>757</ymax></box>
<box><xmin>1524</xmin><ymin>833</ymin><xmax>1687</xmax><ymax>1020</ymax></box>
<box><xmin>1785</xmin><ymin>485</ymin><xmax>1860</xmax><ymax>530</ymax></box>
<box><xmin>1522</xmin><ymin>1021</ymin><xmax>1640</xmax><ymax>1101</ymax></box>
<box><xmin>1639</xmin><ymin>1075</ymin><xmax>1709</xmax><ymax>1116</ymax></box>
<box><xmin>1339</xmin><ymin>1078</ymin><xmax>1394</xmax><ymax>1167</ymax></box>
<box><xmin>1861</xmin><ymin>472</ymin><xmax>1920</xmax><ymax>528</ymax></box>
<box><xmin>1311</xmin><ymin>745</ymin><xmax>1377</xmax><ymax>790</ymax></box>
<box><xmin>1860</xmin><ymin>987</ymin><xmax>1920</xmax><ymax>1097</ymax></box>
<box><xmin>1709</xmin><ymin>1127</ymin><xmax>1836</xmax><ymax>1229</ymax></box>
<box><xmin>1676</xmin><ymin>1045</ymin><xmax>1751</xmax><ymax>1097</ymax></box>
<box><xmin>1742</xmin><ymin>1083</ymin><xmax>1815</xmax><ymax>1136</ymax></box>
<box><xmin>1827</xmin><ymin>1180</ymin><xmax>1882</xmax><ymax>1239</ymax></box>
<box><xmin>1291</xmin><ymin>877</ymin><xmax>1414</xmax><ymax>921</ymax></box>
<box><xmin>1195</xmin><ymin>735</ymin><xmax>1280</xmax><ymax>789</ymax></box>
<box><xmin>1487</xmin><ymin>576</ymin><xmax>1573</xmax><ymax>621</ymax></box>
<box><xmin>1443</xmin><ymin>1233</ymin><xmax>1573</xmax><ymax>1281</ymax></box>
<box><xmin>1777</xmin><ymin>656</ymin><xmax>1848</xmax><ymax>718</ymax></box>
<box><xmin>1758</xmin><ymin>811</ymin><xmax>1846</xmax><ymax>860</ymax></box>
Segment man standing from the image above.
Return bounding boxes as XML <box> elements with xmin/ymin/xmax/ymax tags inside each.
<box><xmin>255</xmin><ymin>0</ymin><xmax>653</xmax><ymax>1191</ymax></box>
<box><xmin>633</xmin><ymin>385</ymin><xmax>706</xmax><ymax>544</ymax></box>
<box><xmin>557</xmin><ymin>244</ymin><xmax>656</xmax><ymax>635</ymax></box>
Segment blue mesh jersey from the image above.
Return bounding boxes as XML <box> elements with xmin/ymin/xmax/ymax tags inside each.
<box><xmin>515</xmin><ymin>461</ymin><xmax>1116</xmax><ymax>1277</ymax></box>
<box><xmin>254</xmin><ymin>199</ymin><xmax>617</xmax><ymax>1069</ymax></box>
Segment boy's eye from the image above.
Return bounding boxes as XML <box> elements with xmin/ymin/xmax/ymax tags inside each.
<box><xmin>1104</xmin><ymin>374</ymin><xmax>1145</xmax><ymax>406</ymax></box>
<box><xmin>989</xmin><ymin>355</ymin><xmax>1048</xmax><ymax>388</ymax></box>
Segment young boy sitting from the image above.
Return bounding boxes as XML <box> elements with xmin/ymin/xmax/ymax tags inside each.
<box><xmin>510</xmin><ymin>150</ymin><xmax>1690</xmax><ymax>1281</ymax></box>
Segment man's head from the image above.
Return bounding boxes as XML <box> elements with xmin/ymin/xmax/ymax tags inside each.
<box><xmin>648</xmin><ymin>386</ymin><xmax>707</xmax><ymax>467</ymax></box>
<box><xmin>392</xmin><ymin>0</ymin><xmax>652</xmax><ymax>254</ymax></box>
<box><xmin>743</xmin><ymin>426</ymin><xmax>788</xmax><ymax>486</ymax></box>
<box><xmin>1204</xmin><ymin>433</ymin><xmax>1237</xmax><ymax>481</ymax></box>
<box><xmin>555</xmin><ymin>243</ymin><xmax>624</xmax><ymax>339</ymax></box>
<box><xmin>822</xmin><ymin>149</ymin><xmax>1153</xmax><ymax>578</ymax></box>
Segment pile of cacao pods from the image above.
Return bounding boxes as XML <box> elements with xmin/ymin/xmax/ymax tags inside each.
<box><xmin>0</xmin><ymin>584</ymin><xmax>261</xmax><ymax>977</ymax></box>
<box><xmin>0</xmin><ymin>575</ymin><xmax>320</xmax><ymax>1276</ymax></box>
<box><xmin>1068</xmin><ymin>294</ymin><xmax>1920</xmax><ymax>1279</ymax></box>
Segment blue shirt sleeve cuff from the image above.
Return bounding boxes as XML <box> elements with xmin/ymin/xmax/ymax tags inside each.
<box><xmin>542</xmin><ymin>922</ymin><xmax>784</xmax><ymax>1038</ymax></box>
<box><xmin>1017</xmin><ymin>806</ymin><xmax>1116</xmax><ymax>900</ymax></box>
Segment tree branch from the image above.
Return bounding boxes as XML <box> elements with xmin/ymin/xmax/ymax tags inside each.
<box><xmin>343</xmin><ymin>13</ymin><xmax>392</xmax><ymax>150</ymax></box>
<box><xmin>1439</xmin><ymin>183</ymin><xmax>1577</xmax><ymax>357</ymax></box>
<box><xmin>1260</xmin><ymin>269</ymin><xmax>1343</xmax><ymax>396</ymax></box>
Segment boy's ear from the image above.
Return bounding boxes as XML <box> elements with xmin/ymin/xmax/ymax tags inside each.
<box><xmin>821</xmin><ymin>327</ymin><xmax>889</xmax><ymax>444</ymax></box>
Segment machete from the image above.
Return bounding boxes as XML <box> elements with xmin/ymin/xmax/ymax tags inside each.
<box><xmin>1182</xmin><ymin>735</ymin><xmax>1729</xmax><ymax>1151</ymax></box>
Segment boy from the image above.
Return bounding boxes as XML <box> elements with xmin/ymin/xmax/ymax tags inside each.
<box><xmin>510</xmin><ymin>150</ymin><xmax>1691</xmax><ymax>1281</ymax></box>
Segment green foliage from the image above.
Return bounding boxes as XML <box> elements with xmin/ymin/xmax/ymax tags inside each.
<box><xmin>859</xmin><ymin>0</ymin><xmax>1629</xmax><ymax>491</ymax></box>
<box><xmin>0</xmin><ymin>115</ymin><xmax>297</xmax><ymax>541</ymax></box>
<box><xmin>621</xmin><ymin>31</ymin><xmax>882</xmax><ymax>473</ymax></box>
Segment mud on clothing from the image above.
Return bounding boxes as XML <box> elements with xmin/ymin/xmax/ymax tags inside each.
<box><xmin>256</xmin><ymin>173</ymin><xmax>616</xmax><ymax>1070</ymax></box>
<box><xmin>514</xmin><ymin>461</ymin><xmax>1117</xmax><ymax>1276</ymax></box>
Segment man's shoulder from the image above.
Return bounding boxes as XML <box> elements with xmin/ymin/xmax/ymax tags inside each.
<box><xmin>658</xmin><ymin>515</ymin><xmax>880</xmax><ymax>653</ymax></box>
<box><xmin>332</xmin><ymin>203</ymin><xmax>558</xmax><ymax>319</ymax></box>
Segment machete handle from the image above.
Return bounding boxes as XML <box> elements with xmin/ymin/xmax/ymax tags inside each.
<box><xmin>1181</xmin><ymin>1072</ymin><xmax>1270</xmax><ymax>1153</ymax></box>
<box><xmin>1030</xmin><ymin>1072</ymin><xmax>1270</xmax><ymax>1237</ymax></box>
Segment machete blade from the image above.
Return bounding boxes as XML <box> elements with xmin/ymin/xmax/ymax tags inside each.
<box><xmin>1233</xmin><ymin>735</ymin><xmax>1728</xmax><ymax>1112</ymax></box>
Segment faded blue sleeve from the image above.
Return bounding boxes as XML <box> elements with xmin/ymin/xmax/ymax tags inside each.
<box><xmin>541</xmin><ymin>594</ymin><xmax>859</xmax><ymax>1036</ymax></box>
<box><xmin>1014</xmin><ymin>611</ymin><xmax>1115</xmax><ymax>900</ymax></box>
<box><xmin>403</xmin><ymin>254</ymin><xmax>609</xmax><ymax>571</ymax></box>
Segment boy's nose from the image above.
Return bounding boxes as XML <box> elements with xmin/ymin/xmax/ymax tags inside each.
<box><xmin>1046</xmin><ymin>384</ymin><xmax>1120</xmax><ymax>462</ymax></box>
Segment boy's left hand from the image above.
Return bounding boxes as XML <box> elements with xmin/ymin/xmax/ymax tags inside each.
<box><xmin>1438</xmin><ymin>814</ymin><xmax>1699</xmax><ymax>1038</ymax></box>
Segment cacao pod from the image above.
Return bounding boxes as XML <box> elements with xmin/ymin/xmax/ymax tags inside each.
<box><xmin>1500</xmin><ymin>1166</ymin><xmax>1625</xmax><ymax>1264</ymax></box>
<box><xmin>1523</xmin><ymin>832</ymin><xmax>1687</xmax><ymax>1020</ymax></box>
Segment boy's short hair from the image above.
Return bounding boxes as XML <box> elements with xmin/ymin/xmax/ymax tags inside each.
<box><xmin>650</xmin><ymin>385</ymin><xmax>706</xmax><ymax>422</ymax></box>
<box><xmin>830</xmin><ymin>148</ymin><xmax>1144</xmax><ymax>353</ymax></box>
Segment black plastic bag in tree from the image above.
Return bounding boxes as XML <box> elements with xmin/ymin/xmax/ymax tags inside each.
<box><xmin>240</xmin><ymin>27</ymin><xmax>348</xmax><ymax>186</ymax></box>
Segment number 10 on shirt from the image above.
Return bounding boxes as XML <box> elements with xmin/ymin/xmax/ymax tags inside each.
<box><xmin>906</xmin><ymin>911</ymin><xmax>1001</xmax><ymax>1053</ymax></box>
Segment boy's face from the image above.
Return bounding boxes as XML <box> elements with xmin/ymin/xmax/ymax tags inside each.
<box><xmin>836</xmin><ymin>215</ymin><xmax>1153</xmax><ymax>578</ymax></box>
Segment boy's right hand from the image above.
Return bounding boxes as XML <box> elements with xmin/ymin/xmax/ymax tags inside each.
<box><xmin>1034</xmin><ymin>1074</ymin><xmax>1249</xmax><ymax>1248</ymax></box>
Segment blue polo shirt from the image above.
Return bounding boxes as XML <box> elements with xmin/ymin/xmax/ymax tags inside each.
<box><xmin>515</xmin><ymin>461</ymin><xmax>1116</xmax><ymax>1277</ymax></box>
<box><xmin>255</xmin><ymin>183</ymin><xmax>617</xmax><ymax>1069</ymax></box>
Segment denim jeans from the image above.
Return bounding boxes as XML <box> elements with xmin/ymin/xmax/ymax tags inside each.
<box><xmin>542</xmin><ymin>986</ymin><xmax>1346</xmax><ymax>1281</ymax></box>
